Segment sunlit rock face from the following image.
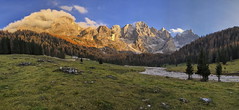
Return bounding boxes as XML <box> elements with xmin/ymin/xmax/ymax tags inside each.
<box><xmin>4</xmin><ymin>9</ymin><xmax>179</xmax><ymax>54</ymax></box>
<box><xmin>118</xmin><ymin>21</ymin><xmax>176</xmax><ymax>53</ymax></box>
<box><xmin>111</xmin><ymin>25</ymin><xmax>121</xmax><ymax>41</ymax></box>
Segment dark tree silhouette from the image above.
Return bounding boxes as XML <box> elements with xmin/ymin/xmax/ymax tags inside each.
<box><xmin>196</xmin><ymin>49</ymin><xmax>211</xmax><ymax>81</ymax></box>
<box><xmin>216</xmin><ymin>62</ymin><xmax>222</xmax><ymax>82</ymax></box>
<box><xmin>185</xmin><ymin>59</ymin><xmax>193</xmax><ymax>80</ymax></box>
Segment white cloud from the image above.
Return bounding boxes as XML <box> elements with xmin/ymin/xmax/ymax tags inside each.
<box><xmin>73</xmin><ymin>5</ymin><xmax>88</xmax><ymax>14</ymax></box>
<box><xmin>60</xmin><ymin>6</ymin><xmax>73</xmax><ymax>11</ymax></box>
<box><xmin>51</xmin><ymin>0</ymin><xmax>58</xmax><ymax>6</ymax></box>
<box><xmin>59</xmin><ymin>5</ymin><xmax>88</xmax><ymax>14</ymax></box>
<box><xmin>170</xmin><ymin>28</ymin><xmax>185</xmax><ymax>33</ymax></box>
<box><xmin>4</xmin><ymin>9</ymin><xmax>76</xmax><ymax>32</ymax></box>
<box><xmin>77</xmin><ymin>17</ymin><xmax>106</xmax><ymax>28</ymax></box>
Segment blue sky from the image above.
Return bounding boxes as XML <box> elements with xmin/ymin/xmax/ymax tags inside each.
<box><xmin>1</xmin><ymin>0</ymin><xmax>239</xmax><ymax>36</ymax></box>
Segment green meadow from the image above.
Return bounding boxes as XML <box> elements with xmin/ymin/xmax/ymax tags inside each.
<box><xmin>0</xmin><ymin>54</ymin><xmax>239</xmax><ymax>110</ymax></box>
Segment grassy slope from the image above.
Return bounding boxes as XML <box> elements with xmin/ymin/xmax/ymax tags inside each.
<box><xmin>166</xmin><ymin>59</ymin><xmax>239</xmax><ymax>74</ymax></box>
<box><xmin>0</xmin><ymin>54</ymin><xmax>238</xmax><ymax>110</ymax></box>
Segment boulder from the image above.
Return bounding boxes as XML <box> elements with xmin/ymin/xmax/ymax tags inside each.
<box><xmin>106</xmin><ymin>75</ymin><xmax>118</xmax><ymax>80</ymax></box>
<box><xmin>18</xmin><ymin>62</ymin><xmax>32</xmax><ymax>66</ymax></box>
<box><xmin>179</xmin><ymin>98</ymin><xmax>189</xmax><ymax>103</ymax></box>
<box><xmin>200</xmin><ymin>97</ymin><xmax>212</xmax><ymax>104</ymax></box>
<box><xmin>58</xmin><ymin>66</ymin><xmax>82</xmax><ymax>75</ymax></box>
<box><xmin>37</xmin><ymin>59</ymin><xmax>45</xmax><ymax>62</ymax></box>
<box><xmin>161</xmin><ymin>102</ymin><xmax>170</xmax><ymax>109</ymax></box>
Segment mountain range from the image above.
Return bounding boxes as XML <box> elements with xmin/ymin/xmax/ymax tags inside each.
<box><xmin>3</xmin><ymin>9</ymin><xmax>199</xmax><ymax>54</ymax></box>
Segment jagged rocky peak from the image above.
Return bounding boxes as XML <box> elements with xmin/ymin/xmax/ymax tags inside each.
<box><xmin>173</xmin><ymin>29</ymin><xmax>199</xmax><ymax>49</ymax></box>
<box><xmin>111</xmin><ymin>25</ymin><xmax>121</xmax><ymax>33</ymax></box>
<box><xmin>122</xmin><ymin>24</ymin><xmax>135</xmax><ymax>38</ymax></box>
<box><xmin>78</xmin><ymin>27</ymin><xmax>98</xmax><ymax>40</ymax></box>
<box><xmin>111</xmin><ymin>25</ymin><xmax>121</xmax><ymax>41</ymax></box>
<box><xmin>134</xmin><ymin>21</ymin><xmax>156</xmax><ymax>37</ymax></box>
<box><xmin>135</xmin><ymin>21</ymin><xmax>149</xmax><ymax>29</ymax></box>
<box><xmin>160</xmin><ymin>27</ymin><xmax>166</xmax><ymax>32</ymax></box>
<box><xmin>96</xmin><ymin>26</ymin><xmax>112</xmax><ymax>40</ymax></box>
<box><xmin>97</xmin><ymin>26</ymin><xmax>111</xmax><ymax>33</ymax></box>
<box><xmin>157</xmin><ymin>27</ymin><xmax>171</xmax><ymax>40</ymax></box>
<box><xmin>122</xmin><ymin>24</ymin><xmax>134</xmax><ymax>33</ymax></box>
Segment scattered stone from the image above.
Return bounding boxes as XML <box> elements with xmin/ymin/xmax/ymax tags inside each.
<box><xmin>57</xmin><ymin>66</ymin><xmax>82</xmax><ymax>75</ymax></box>
<box><xmin>153</xmin><ymin>89</ymin><xmax>161</xmax><ymax>93</ymax></box>
<box><xmin>139</xmin><ymin>104</ymin><xmax>151</xmax><ymax>110</ymax></box>
<box><xmin>89</xmin><ymin>67</ymin><xmax>96</xmax><ymax>69</ymax></box>
<box><xmin>200</xmin><ymin>97</ymin><xmax>212</xmax><ymax>104</ymax></box>
<box><xmin>106</xmin><ymin>75</ymin><xmax>118</xmax><ymax>80</ymax></box>
<box><xmin>142</xmin><ymin>99</ymin><xmax>150</xmax><ymax>102</ymax></box>
<box><xmin>37</xmin><ymin>59</ymin><xmax>45</xmax><ymax>62</ymax></box>
<box><xmin>161</xmin><ymin>102</ymin><xmax>170</xmax><ymax>109</ymax></box>
<box><xmin>18</xmin><ymin>62</ymin><xmax>32</xmax><ymax>66</ymax></box>
<box><xmin>139</xmin><ymin>106</ymin><xmax>144</xmax><ymax>110</ymax></box>
<box><xmin>83</xmin><ymin>80</ymin><xmax>95</xmax><ymax>84</ymax></box>
<box><xmin>179</xmin><ymin>98</ymin><xmax>189</xmax><ymax>103</ymax></box>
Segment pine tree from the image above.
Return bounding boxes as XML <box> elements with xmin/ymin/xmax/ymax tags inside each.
<box><xmin>80</xmin><ymin>58</ymin><xmax>83</xmax><ymax>64</ymax></box>
<box><xmin>216</xmin><ymin>62</ymin><xmax>222</xmax><ymax>82</ymax></box>
<box><xmin>196</xmin><ymin>49</ymin><xmax>211</xmax><ymax>81</ymax></box>
<box><xmin>98</xmin><ymin>58</ymin><xmax>103</xmax><ymax>64</ymax></box>
<box><xmin>186</xmin><ymin>59</ymin><xmax>193</xmax><ymax>80</ymax></box>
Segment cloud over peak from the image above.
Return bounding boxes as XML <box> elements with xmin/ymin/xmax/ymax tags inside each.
<box><xmin>170</xmin><ymin>28</ymin><xmax>185</xmax><ymax>33</ymax></box>
<box><xmin>59</xmin><ymin>6</ymin><xmax>73</xmax><ymax>12</ymax></box>
<box><xmin>59</xmin><ymin>5</ymin><xmax>88</xmax><ymax>14</ymax></box>
<box><xmin>73</xmin><ymin>5</ymin><xmax>88</xmax><ymax>14</ymax></box>
<box><xmin>78</xmin><ymin>17</ymin><xmax>106</xmax><ymax>28</ymax></box>
<box><xmin>4</xmin><ymin>9</ymin><xmax>105</xmax><ymax>33</ymax></box>
<box><xmin>4</xmin><ymin>9</ymin><xmax>76</xmax><ymax>32</ymax></box>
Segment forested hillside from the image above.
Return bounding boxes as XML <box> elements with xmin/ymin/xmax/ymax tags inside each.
<box><xmin>168</xmin><ymin>26</ymin><xmax>239</xmax><ymax>64</ymax></box>
<box><xmin>0</xmin><ymin>30</ymin><xmax>105</xmax><ymax>60</ymax></box>
<box><xmin>1</xmin><ymin>26</ymin><xmax>239</xmax><ymax>66</ymax></box>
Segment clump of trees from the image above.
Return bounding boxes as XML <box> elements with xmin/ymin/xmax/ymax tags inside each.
<box><xmin>195</xmin><ymin>50</ymin><xmax>211</xmax><ymax>81</ymax></box>
<box><xmin>185</xmin><ymin>59</ymin><xmax>193</xmax><ymax>80</ymax></box>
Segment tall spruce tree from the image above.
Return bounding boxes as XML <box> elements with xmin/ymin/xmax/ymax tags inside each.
<box><xmin>186</xmin><ymin>59</ymin><xmax>193</xmax><ymax>80</ymax></box>
<box><xmin>196</xmin><ymin>49</ymin><xmax>211</xmax><ymax>81</ymax></box>
<box><xmin>216</xmin><ymin>62</ymin><xmax>222</xmax><ymax>82</ymax></box>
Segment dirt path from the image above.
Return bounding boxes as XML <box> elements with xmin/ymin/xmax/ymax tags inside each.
<box><xmin>140</xmin><ymin>67</ymin><xmax>239</xmax><ymax>82</ymax></box>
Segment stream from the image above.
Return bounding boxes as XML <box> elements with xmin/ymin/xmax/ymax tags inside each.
<box><xmin>140</xmin><ymin>67</ymin><xmax>239</xmax><ymax>82</ymax></box>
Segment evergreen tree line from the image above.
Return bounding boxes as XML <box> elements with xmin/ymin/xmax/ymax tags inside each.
<box><xmin>167</xmin><ymin>26</ymin><xmax>239</xmax><ymax>65</ymax></box>
<box><xmin>1</xmin><ymin>26</ymin><xmax>239</xmax><ymax>67</ymax></box>
<box><xmin>0</xmin><ymin>30</ymin><xmax>105</xmax><ymax>60</ymax></box>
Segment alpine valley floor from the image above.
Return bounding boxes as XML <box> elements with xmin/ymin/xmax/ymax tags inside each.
<box><xmin>0</xmin><ymin>54</ymin><xmax>239</xmax><ymax>110</ymax></box>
